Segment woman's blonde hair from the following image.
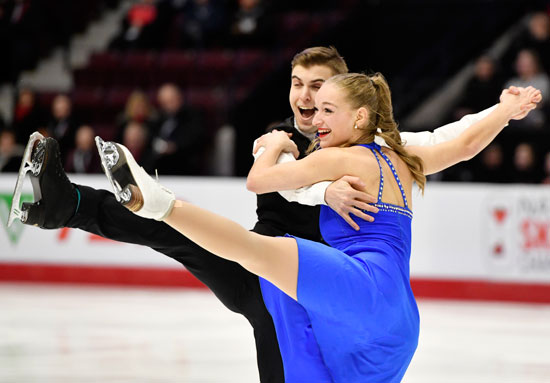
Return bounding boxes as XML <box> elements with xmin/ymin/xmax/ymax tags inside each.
<box><xmin>125</xmin><ymin>90</ymin><xmax>153</xmax><ymax>121</ymax></box>
<box><xmin>309</xmin><ymin>72</ymin><xmax>426</xmax><ymax>192</ymax></box>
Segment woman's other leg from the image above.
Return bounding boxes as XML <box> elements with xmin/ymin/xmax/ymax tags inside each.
<box><xmin>165</xmin><ymin>200</ymin><xmax>300</xmax><ymax>300</ymax></box>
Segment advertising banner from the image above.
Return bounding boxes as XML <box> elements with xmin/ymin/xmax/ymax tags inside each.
<box><xmin>1</xmin><ymin>175</ymin><xmax>549</xmax><ymax>300</ymax></box>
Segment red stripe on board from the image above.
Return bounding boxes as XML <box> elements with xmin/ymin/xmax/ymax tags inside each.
<box><xmin>411</xmin><ymin>278</ymin><xmax>550</xmax><ymax>304</ymax></box>
<box><xmin>1</xmin><ymin>263</ymin><xmax>550</xmax><ymax>303</ymax></box>
<box><xmin>0</xmin><ymin>263</ymin><xmax>205</xmax><ymax>289</ymax></box>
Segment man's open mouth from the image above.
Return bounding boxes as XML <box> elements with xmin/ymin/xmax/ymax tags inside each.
<box><xmin>298</xmin><ymin>106</ymin><xmax>315</xmax><ymax>119</ymax></box>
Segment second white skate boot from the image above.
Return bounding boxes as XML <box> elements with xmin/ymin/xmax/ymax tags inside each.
<box><xmin>95</xmin><ymin>137</ymin><xmax>175</xmax><ymax>221</ymax></box>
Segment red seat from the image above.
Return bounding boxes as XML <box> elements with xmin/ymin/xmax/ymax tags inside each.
<box><xmin>103</xmin><ymin>87</ymin><xmax>134</xmax><ymax>118</ymax></box>
<box><xmin>119</xmin><ymin>52</ymin><xmax>157</xmax><ymax>87</ymax></box>
<box><xmin>155</xmin><ymin>51</ymin><xmax>196</xmax><ymax>87</ymax></box>
<box><xmin>89</xmin><ymin>52</ymin><xmax>123</xmax><ymax>71</ymax></box>
<box><xmin>71</xmin><ymin>88</ymin><xmax>104</xmax><ymax>123</ymax></box>
<box><xmin>192</xmin><ymin>50</ymin><xmax>235</xmax><ymax>86</ymax></box>
<box><xmin>186</xmin><ymin>87</ymin><xmax>228</xmax><ymax>131</ymax></box>
<box><xmin>234</xmin><ymin>49</ymin><xmax>265</xmax><ymax>70</ymax></box>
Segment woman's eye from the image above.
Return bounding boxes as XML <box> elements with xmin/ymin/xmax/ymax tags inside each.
<box><xmin>324</xmin><ymin>108</ymin><xmax>333</xmax><ymax>114</ymax></box>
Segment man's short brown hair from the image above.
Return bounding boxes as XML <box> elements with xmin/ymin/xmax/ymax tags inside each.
<box><xmin>291</xmin><ymin>46</ymin><xmax>349</xmax><ymax>76</ymax></box>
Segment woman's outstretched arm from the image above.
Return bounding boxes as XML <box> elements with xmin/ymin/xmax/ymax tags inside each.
<box><xmin>407</xmin><ymin>86</ymin><xmax>542</xmax><ymax>175</ymax></box>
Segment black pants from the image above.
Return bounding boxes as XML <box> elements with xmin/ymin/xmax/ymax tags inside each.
<box><xmin>69</xmin><ymin>185</ymin><xmax>284</xmax><ymax>383</ymax></box>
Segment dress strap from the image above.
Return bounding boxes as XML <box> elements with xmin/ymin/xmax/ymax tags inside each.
<box><xmin>369</xmin><ymin>148</ymin><xmax>384</xmax><ymax>204</ymax></box>
<box><xmin>374</xmin><ymin>148</ymin><xmax>409</xmax><ymax>209</ymax></box>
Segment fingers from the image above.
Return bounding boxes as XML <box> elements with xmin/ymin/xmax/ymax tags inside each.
<box><xmin>345</xmin><ymin>186</ymin><xmax>377</xmax><ymax>205</ymax></box>
<box><xmin>253</xmin><ymin>138</ymin><xmax>263</xmax><ymax>154</ymax></box>
<box><xmin>352</xmin><ymin>200</ymin><xmax>379</xmax><ymax>213</ymax></box>
<box><xmin>341</xmin><ymin>175</ymin><xmax>366</xmax><ymax>191</ymax></box>
<box><xmin>507</xmin><ymin>85</ymin><xmax>520</xmax><ymax>95</ymax></box>
<box><xmin>339</xmin><ymin>211</ymin><xmax>360</xmax><ymax>231</ymax></box>
<box><xmin>521</xmin><ymin>102</ymin><xmax>538</xmax><ymax>111</ymax></box>
<box><xmin>343</xmin><ymin>190</ymin><xmax>375</xmax><ymax>206</ymax></box>
<box><xmin>338</xmin><ymin>176</ymin><xmax>377</xmax><ymax>204</ymax></box>
<box><xmin>350</xmin><ymin>208</ymin><xmax>375</xmax><ymax>223</ymax></box>
<box><xmin>337</xmin><ymin>207</ymin><xmax>376</xmax><ymax>231</ymax></box>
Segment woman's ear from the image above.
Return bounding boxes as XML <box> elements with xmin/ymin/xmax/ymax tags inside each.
<box><xmin>356</xmin><ymin>107</ymin><xmax>369</xmax><ymax>128</ymax></box>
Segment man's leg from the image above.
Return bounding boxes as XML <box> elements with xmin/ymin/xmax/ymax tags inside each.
<box><xmin>72</xmin><ymin>188</ymin><xmax>285</xmax><ymax>383</ymax></box>
<box><xmin>13</xmin><ymin>136</ymin><xmax>284</xmax><ymax>382</ymax></box>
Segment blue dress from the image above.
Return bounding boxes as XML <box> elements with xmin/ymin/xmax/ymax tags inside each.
<box><xmin>259</xmin><ymin>142</ymin><xmax>420</xmax><ymax>382</ymax></box>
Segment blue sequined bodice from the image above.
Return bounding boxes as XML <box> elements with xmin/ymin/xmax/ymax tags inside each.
<box><xmin>320</xmin><ymin>142</ymin><xmax>413</xmax><ymax>266</ymax></box>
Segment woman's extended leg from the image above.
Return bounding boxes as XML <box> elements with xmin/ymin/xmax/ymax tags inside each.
<box><xmin>96</xmin><ymin>136</ymin><xmax>300</xmax><ymax>300</ymax></box>
<box><xmin>165</xmin><ymin>200</ymin><xmax>299</xmax><ymax>299</ymax></box>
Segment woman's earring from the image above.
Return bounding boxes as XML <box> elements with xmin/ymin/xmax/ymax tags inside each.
<box><xmin>354</xmin><ymin>123</ymin><xmax>358</xmax><ymax>129</ymax></box>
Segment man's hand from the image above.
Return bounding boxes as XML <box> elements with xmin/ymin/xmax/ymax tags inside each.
<box><xmin>325</xmin><ymin>176</ymin><xmax>379</xmax><ymax>231</ymax></box>
<box><xmin>502</xmin><ymin>86</ymin><xmax>542</xmax><ymax>120</ymax></box>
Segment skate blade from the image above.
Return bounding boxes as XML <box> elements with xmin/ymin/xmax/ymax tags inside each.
<box><xmin>7</xmin><ymin>132</ymin><xmax>45</xmax><ymax>227</ymax></box>
<box><xmin>95</xmin><ymin>136</ymin><xmax>132</xmax><ymax>204</ymax></box>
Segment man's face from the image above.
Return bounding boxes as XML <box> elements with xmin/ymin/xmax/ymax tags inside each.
<box><xmin>158</xmin><ymin>85</ymin><xmax>182</xmax><ymax>115</ymax></box>
<box><xmin>289</xmin><ymin>64</ymin><xmax>334</xmax><ymax>133</ymax></box>
<box><xmin>52</xmin><ymin>95</ymin><xmax>71</xmax><ymax>119</ymax></box>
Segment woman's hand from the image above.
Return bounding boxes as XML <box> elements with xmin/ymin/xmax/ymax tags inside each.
<box><xmin>253</xmin><ymin>130</ymin><xmax>299</xmax><ymax>159</ymax></box>
<box><xmin>500</xmin><ymin>86</ymin><xmax>542</xmax><ymax>120</ymax></box>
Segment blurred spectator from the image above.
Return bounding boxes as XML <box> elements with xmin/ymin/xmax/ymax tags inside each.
<box><xmin>64</xmin><ymin>125</ymin><xmax>101</xmax><ymax>174</ymax></box>
<box><xmin>176</xmin><ymin>0</ymin><xmax>228</xmax><ymax>48</ymax></box>
<box><xmin>4</xmin><ymin>0</ymin><xmax>40</xmax><ymax>84</ymax></box>
<box><xmin>504</xmin><ymin>49</ymin><xmax>550</xmax><ymax>128</ymax></box>
<box><xmin>0</xmin><ymin>130</ymin><xmax>23</xmax><ymax>172</ymax></box>
<box><xmin>0</xmin><ymin>111</ymin><xmax>6</xmax><ymax>133</ymax></box>
<box><xmin>46</xmin><ymin>94</ymin><xmax>78</xmax><ymax>155</ymax></box>
<box><xmin>150</xmin><ymin>83</ymin><xmax>204</xmax><ymax>175</ymax></box>
<box><xmin>116</xmin><ymin>90</ymin><xmax>156</xmax><ymax>136</ymax></box>
<box><xmin>12</xmin><ymin>88</ymin><xmax>44</xmax><ymax>145</ymax></box>
<box><xmin>506</xmin><ymin>11</ymin><xmax>550</xmax><ymax>75</ymax></box>
<box><xmin>0</xmin><ymin>1</ymin><xmax>11</xmax><ymax>84</ymax></box>
<box><xmin>542</xmin><ymin>151</ymin><xmax>550</xmax><ymax>184</ymax></box>
<box><xmin>110</xmin><ymin>0</ymin><xmax>161</xmax><ymax>50</ymax></box>
<box><xmin>472</xmin><ymin>142</ymin><xmax>508</xmax><ymax>183</ymax></box>
<box><xmin>511</xmin><ymin>142</ymin><xmax>541</xmax><ymax>183</ymax></box>
<box><xmin>453</xmin><ymin>55</ymin><xmax>504</xmax><ymax>120</ymax></box>
<box><xmin>122</xmin><ymin>121</ymin><xmax>154</xmax><ymax>172</ymax></box>
<box><xmin>226</xmin><ymin>0</ymin><xmax>273</xmax><ymax>48</ymax></box>
<box><xmin>526</xmin><ymin>12</ymin><xmax>550</xmax><ymax>73</ymax></box>
<box><xmin>438</xmin><ymin>161</ymin><xmax>474</xmax><ymax>182</ymax></box>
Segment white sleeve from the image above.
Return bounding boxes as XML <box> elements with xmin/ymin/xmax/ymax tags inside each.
<box><xmin>252</xmin><ymin>140</ymin><xmax>329</xmax><ymax>206</ymax></box>
<box><xmin>400</xmin><ymin>104</ymin><xmax>499</xmax><ymax>146</ymax></box>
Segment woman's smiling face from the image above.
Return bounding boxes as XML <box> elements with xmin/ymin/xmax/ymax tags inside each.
<box><xmin>313</xmin><ymin>82</ymin><xmax>359</xmax><ymax>148</ymax></box>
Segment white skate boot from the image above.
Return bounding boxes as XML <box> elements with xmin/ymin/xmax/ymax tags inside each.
<box><xmin>95</xmin><ymin>137</ymin><xmax>175</xmax><ymax>221</ymax></box>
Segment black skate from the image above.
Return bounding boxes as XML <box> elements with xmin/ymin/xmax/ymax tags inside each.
<box><xmin>7</xmin><ymin>132</ymin><xmax>77</xmax><ymax>229</ymax></box>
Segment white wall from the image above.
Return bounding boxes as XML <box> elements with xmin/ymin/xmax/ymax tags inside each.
<box><xmin>1</xmin><ymin>175</ymin><xmax>549</xmax><ymax>284</ymax></box>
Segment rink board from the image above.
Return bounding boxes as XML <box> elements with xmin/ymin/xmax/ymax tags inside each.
<box><xmin>1</xmin><ymin>175</ymin><xmax>549</xmax><ymax>302</ymax></box>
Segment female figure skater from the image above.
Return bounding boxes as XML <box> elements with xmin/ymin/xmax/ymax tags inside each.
<box><xmin>96</xmin><ymin>74</ymin><xmax>540</xmax><ymax>382</ymax></box>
